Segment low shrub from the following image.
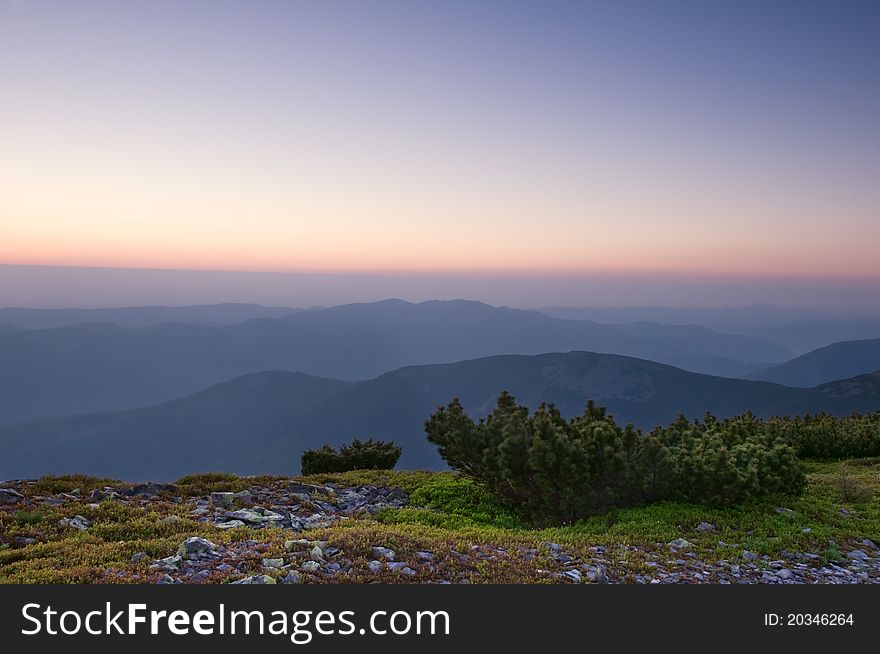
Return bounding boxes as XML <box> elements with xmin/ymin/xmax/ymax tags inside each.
<box><xmin>766</xmin><ymin>412</ymin><xmax>880</xmax><ymax>459</ymax></box>
<box><xmin>300</xmin><ymin>438</ymin><xmax>402</xmax><ymax>475</ymax></box>
<box><xmin>426</xmin><ymin>393</ymin><xmax>806</xmax><ymax>524</ymax></box>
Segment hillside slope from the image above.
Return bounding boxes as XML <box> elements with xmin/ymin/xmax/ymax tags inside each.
<box><xmin>2</xmin><ymin>351</ymin><xmax>877</xmax><ymax>481</ymax></box>
<box><xmin>749</xmin><ymin>338</ymin><xmax>880</xmax><ymax>387</ymax></box>
<box><xmin>0</xmin><ymin>299</ymin><xmax>794</xmax><ymax>424</ymax></box>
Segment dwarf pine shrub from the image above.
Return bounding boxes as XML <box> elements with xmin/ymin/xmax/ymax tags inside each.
<box><xmin>300</xmin><ymin>438</ymin><xmax>402</xmax><ymax>475</ymax></box>
<box><xmin>425</xmin><ymin>393</ymin><xmax>806</xmax><ymax>524</ymax></box>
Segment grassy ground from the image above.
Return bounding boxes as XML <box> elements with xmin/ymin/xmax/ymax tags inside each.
<box><xmin>1</xmin><ymin>459</ymin><xmax>878</xmax><ymax>583</ymax></box>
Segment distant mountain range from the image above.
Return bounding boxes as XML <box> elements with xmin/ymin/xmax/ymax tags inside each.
<box><xmin>0</xmin><ymin>303</ymin><xmax>304</xmax><ymax>329</ymax></box>
<box><xmin>539</xmin><ymin>305</ymin><xmax>880</xmax><ymax>353</ymax></box>
<box><xmin>2</xmin><ymin>350</ymin><xmax>878</xmax><ymax>481</ymax></box>
<box><xmin>749</xmin><ymin>338</ymin><xmax>880</xmax><ymax>387</ymax></box>
<box><xmin>0</xmin><ymin>299</ymin><xmax>794</xmax><ymax>425</ymax></box>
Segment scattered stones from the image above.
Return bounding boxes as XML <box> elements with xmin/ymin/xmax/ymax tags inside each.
<box><xmin>367</xmin><ymin>560</ymin><xmax>383</xmax><ymax>573</ymax></box>
<box><xmin>210</xmin><ymin>492</ymin><xmax>235</xmax><ymax>508</ymax></box>
<box><xmin>301</xmin><ymin>560</ymin><xmax>321</xmax><ymax>573</ymax></box>
<box><xmin>262</xmin><ymin>558</ymin><xmax>285</xmax><ymax>568</ymax></box>
<box><xmin>58</xmin><ymin>515</ymin><xmax>91</xmax><ymax>531</ymax></box>
<box><xmin>177</xmin><ymin>537</ymin><xmax>218</xmax><ymax>560</ymax></box>
<box><xmin>282</xmin><ymin>571</ymin><xmax>302</xmax><ymax>584</ymax></box>
<box><xmin>668</xmin><ymin>539</ymin><xmax>694</xmax><ymax>550</ymax></box>
<box><xmin>561</xmin><ymin>569</ymin><xmax>582</xmax><ymax>583</ymax></box>
<box><xmin>232</xmin><ymin>575</ymin><xmax>276</xmax><ymax>585</ymax></box>
<box><xmin>847</xmin><ymin>550</ymin><xmax>869</xmax><ymax>562</ymax></box>
<box><xmin>215</xmin><ymin>519</ymin><xmax>246</xmax><ymax>530</ymax></box>
<box><xmin>371</xmin><ymin>546</ymin><xmax>396</xmax><ymax>561</ymax></box>
<box><xmin>741</xmin><ymin>550</ymin><xmax>759</xmax><ymax>561</ymax></box>
<box><xmin>0</xmin><ymin>488</ymin><xmax>25</xmax><ymax>505</ymax></box>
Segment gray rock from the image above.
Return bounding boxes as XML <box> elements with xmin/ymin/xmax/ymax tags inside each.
<box><xmin>310</xmin><ymin>545</ymin><xmax>324</xmax><ymax>561</ymax></box>
<box><xmin>130</xmin><ymin>552</ymin><xmax>148</xmax><ymax>563</ymax></box>
<box><xmin>215</xmin><ymin>519</ymin><xmax>246</xmax><ymax>530</ymax></box>
<box><xmin>775</xmin><ymin>506</ymin><xmax>795</xmax><ymax>516</ymax></box>
<box><xmin>233</xmin><ymin>490</ymin><xmax>253</xmax><ymax>504</ymax></box>
<box><xmin>210</xmin><ymin>492</ymin><xmax>235</xmax><ymax>508</ymax></box>
<box><xmin>741</xmin><ymin>550</ymin><xmax>759</xmax><ymax>561</ymax></box>
<box><xmin>13</xmin><ymin>536</ymin><xmax>37</xmax><ymax>546</ymax></box>
<box><xmin>262</xmin><ymin>558</ymin><xmax>285</xmax><ymax>568</ymax></box>
<box><xmin>367</xmin><ymin>560</ymin><xmax>383</xmax><ymax>573</ymax></box>
<box><xmin>176</xmin><ymin>537</ymin><xmax>218</xmax><ymax>559</ymax></box>
<box><xmin>561</xmin><ymin>569</ymin><xmax>582</xmax><ymax>583</ymax></box>
<box><xmin>776</xmin><ymin>568</ymin><xmax>795</xmax><ymax>581</ymax></box>
<box><xmin>416</xmin><ymin>551</ymin><xmax>434</xmax><ymax>561</ymax></box>
<box><xmin>226</xmin><ymin>507</ymin><xmax>283</xmax><ymax>524</ymax></box>
<box><xmin>695</xmin><ymin>522</ymin><xmax>716</xmax><ymax>532</ymax></box>
<box><xmin>301</xmin><ymin>560</ymin><xmax>321</xmax><ymax>573</ymax></box>
<box><xmin>668</xmin><ymin>538</ymin><xmax>694</xmax><ymax>550</ymax></box>
<box><xmin>282</xmin><ymin>571</ymin><xmax>302</xmax><ymax>584</ymax></box>
<box><xmin>232</xmin><ymin>575</ymin><xmax>276</xmax><ymax>585</ymax></box>
<box><xmin>58</xmin><ymin>515</ymin><xmax>91</xmax><ymax>531</ymax></box>
<box><xmin>839</xmin><ymin>508</ymin><xmax>852</xmax><ymax>517</ymax></box>
<box><xmin>371</xmin><ymin>546</ymin><xmax>396</xmax><ymax>560</ymax></box>
<box><xmin>847</xmin><ymin>550</ymin><xmax>869</xmax><ymax>562</ymax></box>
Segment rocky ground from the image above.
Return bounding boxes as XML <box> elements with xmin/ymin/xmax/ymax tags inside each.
<box><xmin>2</xmin><ymin>469</ymin><xmax>878</xmax><ymax>584</ymax></box>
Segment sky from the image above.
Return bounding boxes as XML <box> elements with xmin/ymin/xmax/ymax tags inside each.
<box><xmin>1</xmin><ymin>1</ymin><xmax>879</xmax><ymax>308</ymax></box>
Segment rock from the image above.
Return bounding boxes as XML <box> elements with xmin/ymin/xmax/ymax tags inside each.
<box><xmin>13</xmin><ymin>536</ymin><xmax>37</xmax><ymax>546</ymax></box>
<box><xmin>156</xmin><ymin>574</ymin><xmax>178</xmax><ymax>584</ymax></box>
<box><xmin>695</xmin><ymin>522</ymin><xmax>716</xmax><ymax>532</ymax></box>
<box><xmin>176</xmin><ymin>537</ymin><xmax>218</xmax><ymax>559</ymax></box>
<box><xmin>131</xmin><ymin>552</ymin><xmax>148</xmax><ymax>563</ymax></box>
<box><xmin>561</xmin><ymin>569</ymin><xmax>582</xmax><ymax>583</ymax></box>
<box><xmin>776</xmin><ymin>568</ymin><xmax>795</xmax><ymax>581</ymax></box>
<box><xmin>232</xmin><ymin>575</ymin><xmax>276</xmax><ymax>585</ymax></box>
<box><xmin>367</xmin><ymin>560</ymin><xmax>383</xmax><ymax>573</ymax></box>
<box><xmin>371</xmin><ymin>546</ymin><xmax>396</xmax><ymax>560</ymax></box>
<box><xmin>226</xmin><ymin>507</ymin><xmax>284</xmax><ymax>524</ymax></box>
<box><xmin>801</xmin><ymin>528</ymin><xmax>812</xmax><ymax>534</ymax></box>
<box><xmin>210</xmin><ymin>492</ymin><xmax>235</xmax><ymax>508</ymax></box>
<box><xmin>310</xmin><ymin>545</ymin><xmax>324</xmax><ymax>561</ymax></box>
<box><xmin>775</xmin><ymin>506</ymin><xmax>794</xmax><ymax>516</ymax></box>
<box><xmin>301</xmin><ymin>560</ymin><xmax>321</xmax><ymax>573</ymax></box>
<box><xmin>847</xmin><ymin>550</ymin><xmax>869</xmax><ymax>562</ymax></box>
<box><xmin>741</xmin><ymin>550</ymin><xmax>759</xmax><ymax>561</ymax></box>
<box><xmin>668</xmin><ymin>538</ymin><xmax>694</xmax><ymax>550</ymax></box>
<box><xmin>215</xmin><ymin>519</ymin><xmax>246</xmax><ymax>530</ymax></box>
<box><xmin>839</xmin><ymin>508</ymin><xmax>852</xmax><ymax>517</ymax></box>
<box><xmin>282</xmin><ymin>571</ymin><xmax>302</xmax><ymax>584</ymax></box>
<box><xmin>59</xmin><ymin>515</ymin><xmax>91</xmax><ymax>531</ymax></box>
<box><xmin>233</xmin><ymin>490</ymin><xmax>253</xmax><ymax>504</ymax></box>
<box><xmin>0</xmin><ymin>488</ymin><xmax>25</xmax><ymax>504</ymax></box>
<box><xmin>287</xmin><ymin>482</ymin><xmax>324</xmax><ymax>495</ymax></box>
<box><xmin>416</xmin><ymin>551</ymin><xmax>434</xmax><ymax>561</ymax></box>
<box><xmin>152</xmin><ymin>554</ymin><xmax>182</xmax><ymax>570</ymax></box>
<box><xmin>861</xmin><ymin>539</ymin><xmax>878</xmax><ymax>550</ymax></box>
<box><xmin>126</xmin><ymin>482</ymin><xmax>176</xmax><ymax>497</ymax></box>
<box><xmin>262</xmin><ymin>558</ymin><xmax>285</xmax><ymax>568</ymax></box>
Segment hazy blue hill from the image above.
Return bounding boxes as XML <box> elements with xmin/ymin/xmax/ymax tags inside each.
<box><xmin>0</xmin><ymin>303</ymin><xmax>302</xmax><ymax>329</ymax></box>
<box><xmin>539</xmin><ymin>305</ymin><xmax>880</xmax><ymax>353</ymax></box>
<box><xmin>0</xmin><ymin>299</ymin><xmax>794</xmax><ymax>425</ymax></box>
<box><xmin>749</xmin><ymin>338</ymin><xmax>880</xmax><ymax>387</ymax></box>
<box><xmin>747</xmin><ymin>318</ymin><xmax>880</xmax><ymax>354</ymax></box>
<box><xmin>2</xmin><ymin>351</ymin><xmax>876</xmax><ymax>481</ymax></box>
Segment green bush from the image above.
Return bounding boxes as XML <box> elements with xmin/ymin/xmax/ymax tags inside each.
<box><xmin>765</xmin><ymin>412</ymin><xmax>880</xmax><ymax>459</ymax></box>
<box><xmin>426</xmin><ymin>393</ymin><xmax>806</xmax><ymax>524</ymax></box>
<box><xmin>300</xmin><ymin>438</ymin><xmax>402</xmax><ymax>475</ymax></box>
